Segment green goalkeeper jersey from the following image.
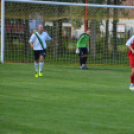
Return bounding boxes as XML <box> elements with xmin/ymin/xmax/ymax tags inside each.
<box><xmin>76</xmin><ymin>33</ymin><xmax>90</xmax><ymax>48</ymax></box>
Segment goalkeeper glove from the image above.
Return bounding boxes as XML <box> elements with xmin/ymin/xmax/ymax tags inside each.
<box><xmin>87</xmin><ymin>46</ymin><xmax>89</xmax><ymax>52</ymax></box>
<box><xmin>76</xmin><ymin>48</ymin><xmax>80</xmax><ymax>54</ymax></box>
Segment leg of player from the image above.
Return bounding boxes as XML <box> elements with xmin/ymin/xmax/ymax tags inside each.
<box><xmin>129</xmin><ymin>58</ymin><xmax>134</xmax><ymax>90</ymax></box>
<box><xmin>80</xmin><ymin>55</ymin><xmax>85</xmax><ymax>69</ymax></box>
<box><xmin>83</xmin><ymin>54</ymin><xmax>88</xmax><ymax>66</ymax></box>
<box><xmin>34</xmin><ymin>51</ymin><xmax>40</xmax><ymax>77</ymax></box>
<box><xmin>130</xmin><ymin>68</ymin><xmax>134</xmax><ymax>90</ymax></box>
<box><xmin>79</xmin><ymin>48</ymin><xmax>84</xmax><ymax>69</ymax></box>
<box><xmin>83</xmin><ymin>47</ymin><xmax>88</xmax><ymax>69</ymax></box>
<box><xmin>79</xmin><ymin>55</ymin><xmax>82</xmax><ymax>68</ymax></box>
<box><xmin>39</xmin><ymin>55</ymin><xmax>44</xmax><ymax>76</ymax></box>
<box><xmin>34</xmin><ymin>59</ymin><xmax>39</xmax><ymax>77</ymax></box>
<box><xmin>81</xmin><ymin>54</ymin><xmax>88</xmax><ymax>70</ymax></box>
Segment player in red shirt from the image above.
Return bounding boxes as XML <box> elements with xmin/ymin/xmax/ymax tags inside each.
<box><xmin>126</xmin><ymin>35</ymin><xmax>134</xmax><ymax>90</ymax></box>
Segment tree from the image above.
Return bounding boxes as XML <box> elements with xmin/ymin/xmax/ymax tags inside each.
<box><xmin>112</xmin><ymin>0</ymin><xmax>119</xmax><ymax>60</ymax></box>
<box><xmin>112</xmin><ymin>0</ymin><xmax>127</xmax><ymax>60</ymax></box>
<box><xmin>104</xmin><ymin>0</ymin><xmax>110</xmax><ymax>59</ymax></box>
<box><xmin>24</xmin><ymin>19</ymin><xmax>30</xmax><ymax>61</ymax></box>
<box><xmin>103</xmin><ymin>0</ymin><xmax>127</xmax><ymax>61</ymax></box>
<box><xmin>89</xmin><ymin>0</ymin><xmax>105</xmax><ymax>59</ymax></box>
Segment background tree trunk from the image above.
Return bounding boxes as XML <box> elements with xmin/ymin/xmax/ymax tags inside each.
<box><xmin>58</xmin><ymin>19</ymin><xmax>63</xmax><ymax>55</ymax></box>
<box><xmin>113</xmin><ymin>0</ymin><xmax>118</xmax><ymax>60</ymax></box>
<box><xmin>24</xmin><ymin>19</ymin><xmax>30</xmax><ymax>61</ymax></box>
<box><xmin>90</xmin><ymin>0</ymin><xmax>96</xmax><ymax>59</ymax></box>
<box><xmin>53</xmin><ymin>20</ymin><xmax>58</xmax><ymax>58</ymax></box>
<box><xmin>104</xmin><ymin>0</ymin><xmax>110</xmax><ymax>59</ymax></box>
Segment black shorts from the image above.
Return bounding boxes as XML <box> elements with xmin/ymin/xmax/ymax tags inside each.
<box><xmin>79</xmin><ymin>47</ymin><xmax>88</xmax><ymax>57</ymax></box>
<box><xmin>34</xmin><ymin>50</ymin><xmax>46</xmax><ymax>60</ymax></box>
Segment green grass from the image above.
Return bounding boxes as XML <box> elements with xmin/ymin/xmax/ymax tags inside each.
<box><xmin>0</xmin><ymin>64</ymin><xmax>134</xmax><ymax>134</ymax></box>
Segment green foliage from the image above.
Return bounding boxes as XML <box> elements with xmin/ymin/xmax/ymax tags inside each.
<box><xmin>62</xmin><ymin>38</ymin><xmax>76</xmax><ymax>54</ymax></box>
<box><xmin>95</xmin><ymin>37</ymin><xmax>127</xmax><ymax>54</ymax></box>
<box><xmin>71</xmin><ymin>20</ymin><xmax>83</xmax><ymax>29</ymax></box>
<box><xmin>96</xmin><ymin>37</ymin><xmax>105</xmax><ymax>53</ymax></box>
<box><xmin>111</xmin><ymin>37</ymin><xmax>127</xmax><ymax>46</ymax></box>
<box><xmin>62</xmin><ymin>38</ymin><xmax>68</xmax><ymax>52</ymax></box>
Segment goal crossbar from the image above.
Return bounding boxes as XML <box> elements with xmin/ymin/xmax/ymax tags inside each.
<box><xmin>4</xmin><ymin>0</ymin><xmax>134</xmax><ymax>9</ymax></box>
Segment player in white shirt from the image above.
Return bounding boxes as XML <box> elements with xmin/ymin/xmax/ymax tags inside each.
<box><xmin>29</xmin><ymin>24</ymin><xmax>58</xmax><ymax>77</ymax></box>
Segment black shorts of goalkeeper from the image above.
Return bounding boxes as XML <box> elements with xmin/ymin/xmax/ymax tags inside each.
<box><xmin>79</xmin><ymin>47</ymin><xmax>88</xmax><ymax>57</ymax></box>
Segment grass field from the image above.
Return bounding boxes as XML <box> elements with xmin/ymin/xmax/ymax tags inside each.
<box><xmin>1</xmin><ymin>64</ymin><xmax>134</xmax><ymax>134</ymax></box>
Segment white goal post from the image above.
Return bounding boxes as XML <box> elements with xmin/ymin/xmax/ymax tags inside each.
<box><xmin>1</xmin><ymin>0</ymin><xmax>134</xmax><ymax>64</ymax></box>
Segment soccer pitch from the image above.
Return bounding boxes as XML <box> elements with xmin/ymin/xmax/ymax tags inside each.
<box><xmin>0</xmin><ymin>64</ymin><xmax>134</xmax><ymax>134</ymax></box>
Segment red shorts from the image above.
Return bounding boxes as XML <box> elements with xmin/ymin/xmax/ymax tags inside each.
<box><xmin>129</xmin><ymin>58</ymin><xmax>134</xmax><ymax>68</ymax></box>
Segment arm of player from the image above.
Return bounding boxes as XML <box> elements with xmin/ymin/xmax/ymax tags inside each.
<box><xmin>127</xmin><ymin>45</ymin><xmax>134</xmax><ymax>54</ymax></box>
<box><xmin>77</xmin><ymin>35</ymin><xmax>85</xmax><ymax>44</ymax></box>
<box><xmin>45</xmin><ymin>32</ymin><xmax>58</xmax><ymax>46</ymax></box>
<box><xmin>50</xmin><ymin>39</ymin><xmax>58</xmax><ymax>46</ymax></box>
<box><xmin>29</xmin><ymin>33</ymin><xmax>36</xmax><ymax>48</ymax></box>
<box><xmin>126</xmin><ymin>35</ymin><xmax>134</xmax><ymax>54</ymax></box>
<box><xmin>29</xmin><ymin>42</ymin><xmax>34</xmax><ymax>48</ymax></box>
<box><xmin>87</xmin><ymin>46</ymin><xmax>89</xmax><ymax>52</ymax></box>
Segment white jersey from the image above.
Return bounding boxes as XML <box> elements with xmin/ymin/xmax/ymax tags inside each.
<box><xmin>126</xmin><ymin>35</ymin><xmax>134</xmax><ymax>46</ymax></box>
<box><xmin>29</xmin><ymin>31</ymin><xmax>51</xmax><ymax>50</ymax></box>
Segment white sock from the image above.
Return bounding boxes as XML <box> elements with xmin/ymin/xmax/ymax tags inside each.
<box><xmin>34</xmin><ymin>62</ymin><xmax>38</xmax><ymax>72</ymax></box>
<box><xmin>82</xmin><ymin>64</ymin><xmax>85</xmax><ymax>67</ymax></box>
<box><xmin>39</xmin><ymin>62</ymin><xmax>44</xmax><ymax>72</ymax></box>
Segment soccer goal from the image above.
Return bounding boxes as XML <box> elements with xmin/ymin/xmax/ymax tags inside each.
<box><xmin>1</xmin><ymin>0</ymin><xmax>134</xmax><ymax>65</ymax></box>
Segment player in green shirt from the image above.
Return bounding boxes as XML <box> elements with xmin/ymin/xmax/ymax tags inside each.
<box><xmin>76</xmin><ymin>27</ymin><xmax>91</xmax><ymax>69</ymax></box>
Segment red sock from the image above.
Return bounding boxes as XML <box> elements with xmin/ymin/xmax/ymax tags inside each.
<box><xmin>133</xmin><ymin>75</ymin><xmax>134</xmax><ymax>83</ymax></box>
<box><xmin>131</xmin><ymin>75</ymin><xmax>134</xmax><ymax>83</ymax></box>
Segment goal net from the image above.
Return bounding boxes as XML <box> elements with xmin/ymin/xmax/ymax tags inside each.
<box><xmin>1</xmin><ymin>0</ymin><xmax>134</xmax><ymax>65</ymax></box>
